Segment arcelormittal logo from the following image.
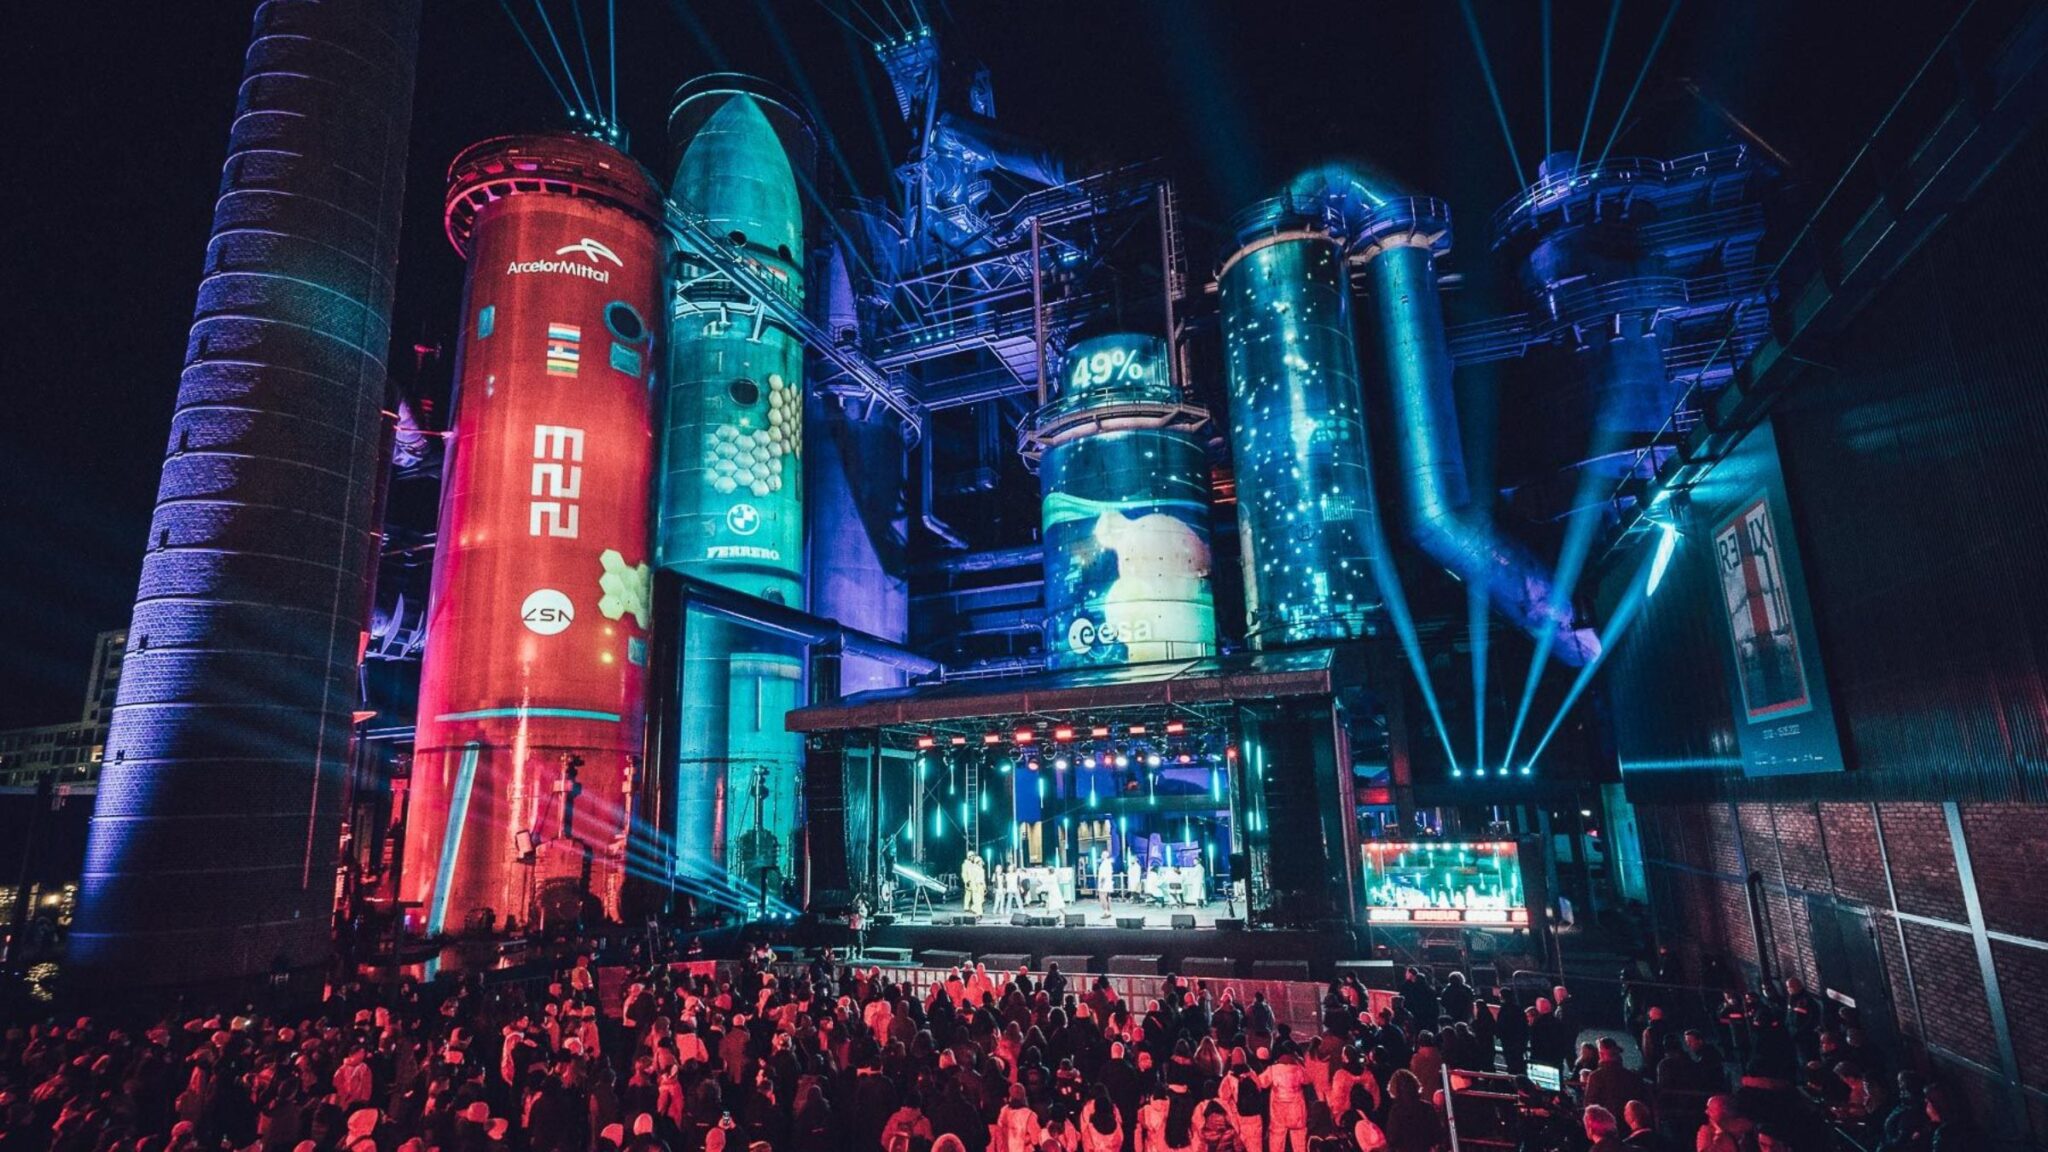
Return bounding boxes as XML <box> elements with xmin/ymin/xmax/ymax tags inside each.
<box><xmin>555</xmin><ymin>238</ymin><xmax>623</xmax><ymax>267</ymax></box>
<box><xmin>506</xmin><ymin>237</ymin><xmax>621</xmax><ymax>284</ymax></box>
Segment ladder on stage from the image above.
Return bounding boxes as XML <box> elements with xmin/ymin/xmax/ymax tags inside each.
<box><xmin>963</xmin><ymin>763</ymin><xmax>981</xmax><ymax>854</ymax></box>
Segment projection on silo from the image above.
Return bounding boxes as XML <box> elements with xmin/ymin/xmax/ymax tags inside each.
<box><xmin>1034</xmin><ymin>333</ymin><xmax>1216</xmax><ymax>670</ymax></box>
<box><xmin>657</xmin><ymin>76</ymin><xmax>814</xmax><ymax>895</ymax></box>
<box><xmin>1219</xmin><ymin>216</ymin><xmax>1381</xmax><ymax>647</ymax></box>
<box><xmin>405</xmin><ymin>134</ymin><xmax>662</xmax><ymax>934</ymax></box>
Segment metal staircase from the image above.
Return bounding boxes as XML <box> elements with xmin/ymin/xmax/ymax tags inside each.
<box><xmin>662</xmin><ymin>194</ymin><xmax>925</xmax><ymax>440</ymax></box>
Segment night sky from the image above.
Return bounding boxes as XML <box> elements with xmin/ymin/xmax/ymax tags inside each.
<box><xmin>3</xmin><ymin>0</ymin><xmax>1963</xmax><ymax>726</ymax></box>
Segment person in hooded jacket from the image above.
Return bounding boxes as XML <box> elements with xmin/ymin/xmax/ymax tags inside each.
<box><xmin>1079</xmin><ymin>1087</ymin><xmax>1124</xmax><ymax>1152</ymax></box>
<box><xmin>994</xmin><ymin>1086</ymin><xmax>1043</xmax><ymax>1152</ymax></box>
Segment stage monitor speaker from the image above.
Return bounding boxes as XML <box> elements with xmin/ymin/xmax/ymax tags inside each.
<box><xmin>1115</xmin><ymin>916</ymin><xmax>1146</xmax><ymax>930</ymax></box>
<box><xmin>956</xmin><ymin>915</ymin><xmax>980</xmax><ymax>926</ymax></box>
<box><xmin>1064</xmin><ymin>913</ymin><xmax>1086</xmax><ymax>928</ymax></box>
<box><xmin>871</xmin><ymin>914</ymin><xmax>896</xmax><ymax>927</ymax></box>
<box><xmin>1216</xmin><ymin>918</ymin><xmax>1245</xmax><ymax>932</ymax></box>
<box><xmin>1171</xmin><ymin>914</ymin><xmax>1197</xmax><ymax>930</ymax></box>
<box><xmin>1012</xmin><ymin>912</ymin><xmax>1032</xmax><ymax>927</ymax></box>
<box><xmin>1033</xmin><ymin>915</ymin><xmax>1060</xmax><ymax>928</ymax></box>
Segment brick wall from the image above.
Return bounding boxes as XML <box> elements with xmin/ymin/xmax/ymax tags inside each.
<box><xmin>1635</xmin><ymin>797</ymin><xmax>2047</xmax><ymax>1148</ymax></box>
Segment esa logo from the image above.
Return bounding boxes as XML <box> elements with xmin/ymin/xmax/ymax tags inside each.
<box><xmin>725</xmin><ymin>503</ymin><xmax>761</xmax><ymax>536</ymax></box>
<box><xmin>521</xmin><ymin>588</ymin><xmax>575</xmax><ymax>636</ymax></box>
<box><xmin>1067</xmin><ymin>616</ymin><xmax>1154</xmax><ymax>654</ymax></box>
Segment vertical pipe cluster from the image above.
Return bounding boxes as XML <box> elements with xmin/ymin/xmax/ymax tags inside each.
<box><xmin>74</xmin><ymin>0</ymin><xmax>420</xmax><ymax>987</ymax></box>
<box><xmin>1218</xmin><ymin>214</ymin><xmax>1384</xmax><ymax>648</ymax></box>
<box><xmin>402</xmin><ymin>134</ymin><xmax>664</xmax><ymax>934</ymax></box>
<box><xmin>1353</xmin><ymin>199</ymin><xmax>1600</xmax><ymax>664</ymax></box>
<box><xmin>658</xmin><ymin>76</ymin><xmax>815</xmax><ymax>896</ymax></box>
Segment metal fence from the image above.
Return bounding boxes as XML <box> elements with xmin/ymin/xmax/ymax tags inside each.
<box><xmin>770</xmin><ymin>961</ymin><xmax>1394</xmax><ymax>1039</ymax></box>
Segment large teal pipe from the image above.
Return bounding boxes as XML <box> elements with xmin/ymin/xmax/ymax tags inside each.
<box><xmin>1290</xmin><ymin>166</ymin><xmax>1599</xmax><ymax>664</ymax></box>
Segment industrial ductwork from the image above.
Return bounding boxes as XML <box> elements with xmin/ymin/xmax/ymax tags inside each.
<box><xmin>1288</xmin><ymin>164</ymin><xmax>1600</xmax><ymax>665</ymax></box>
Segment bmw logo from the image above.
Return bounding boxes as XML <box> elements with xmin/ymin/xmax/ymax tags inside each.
<box><xmin>726</xmin><ymin>503</ymin><xmax>762</xmax><ymax>536</ymax></box>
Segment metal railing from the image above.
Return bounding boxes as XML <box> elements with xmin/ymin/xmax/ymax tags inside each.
<box><xmin>1491</xmin><ymin>147</ymin><xmax>1760</xmax><ymax>239</ymax></box>
<box><xmin>768</xmin><ymin>960</ymin><xmax>1390</xmax><ymax>1039</ymax></box>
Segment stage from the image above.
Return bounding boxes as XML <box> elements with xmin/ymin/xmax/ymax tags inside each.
<box><xmin>832</xmin><ymin>889</ymin><xmax>1372</xmax><ymax>980</ymax></box>
<box><xmin>884</xmin><ymin>891</ymin><xmax>1243</xmax><ymax>931</ymax></box>
<box><xmin>858</xmin><ymin>916</ymin><xmax>1365</xmax><ymax>980</ymax></box>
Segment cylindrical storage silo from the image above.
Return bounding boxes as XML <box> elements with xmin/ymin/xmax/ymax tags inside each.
<box><xmin>1030</xmin><ymin>333</ymin><xmax>1216</xmax><ymax>670</ymax></box>
<box><xmin>658</xmin><ymin>76</ymin><xmax>815</xmax><ymax>898</ymax></box>
<box><xmin>403</xmin><ymin>133</ymin><xmax>664</xmax><ymax>935</ymax></box>
<box><xmin>1218</xmin><ymin>207</ymin><xmax>1381</xmax><ymax>647</ymax></box>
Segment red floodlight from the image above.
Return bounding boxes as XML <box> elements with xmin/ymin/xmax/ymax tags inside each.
<box><xmin>983</xmin><ymin>733</ymin><xmax>1001</xmax><ymax>745</ymax></box>
<box><xmin>916</xmin><ymin>735</ymin><xmax>936</xmax><ymax>749</ymax></box>
<box><xmin>1014</xmin><ymin>728</ymin><xmax>1036</xmax><ymax>745</ymax></box>
<box><xmin>1091</xmin><ymin>726</ymin><xmax>1111</xmax><ymax>738</ymax></box>
<box><xmin>1128</xmin><ymin>724</ymin><xmax>1148</xmax><ymax>735</ymax></box>
<box><xmin>1165</xmin><ymin>720</ymin><xmax>1186</xmax><ymax>735</ymax></box>
<box><xmin>1053</xmin><ymin>725</ymin><xmax>1076</xmax><ymax>742</ymax></box>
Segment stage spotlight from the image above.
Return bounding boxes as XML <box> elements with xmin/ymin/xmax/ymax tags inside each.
<box><xmin>1091</xmin><ymin>726</ymin><xmax>1111</xmax><ymax>738</ymax></box>
<box><xmin>996</xmin><ymin>758</ymin><xmax>1013</xmax><ymax>773</ymax></box>
<box><xmin>1014</xmin><ymin>728</ymin><xmax>1035</xmax><ymax>745</ymax></box>
<box><xmin>1177</xmin><ymin>753</ymin><xmax>1191</xmax><ymax>764</ymax></box>
<box><xmin>1114</xmin><ymin>754</ymin><xmax>1130</xmax><ymax>769</ymax></box>
<box><xmin>983</xmin><ymin>733</ymin><xmax>1001</xmax><ymax>745</ymax></box>
<box><xmin>950</xmin><ymin>735</ymin><xmax>968</xmax><ymax>746</ymax></box>
<box><xmin>1128</xmin><ymin>724</ymin><xmax>1147</xmax><ymax>735</ymax></box>
<box><xmin>1053</xmin><ymin>726</ymin><xmax>1075</xmax><ymax>742</ymax></box>
<box><xmin>1165</xmin><ymin>721</ymin><xmax>1185</xmax><ymax>735</ymax></box>
<box><xmin>1147</xmin><ymin>753</ymin><xmax>1163</xmax><ymax>768</ymax></box>
<box><xmin>1054</xmin><ymin>756</ymin><xmax>1070</xmax><ymax>771</ymax></box>
<box><xmin>1083</xmin><ymin>755</ymin><xmax>1098</xmax><ymax>769</ymax></box>
<box><xmin>916</xmin><ymin>735</ymin><xmax>935</xmax><ymax>749</ymax></box>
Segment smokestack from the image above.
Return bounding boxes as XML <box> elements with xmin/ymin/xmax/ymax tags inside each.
<box><xmin>74</xmin><ymin>0</ymin><xmax>421</xmax><ymax>988</ymax></box>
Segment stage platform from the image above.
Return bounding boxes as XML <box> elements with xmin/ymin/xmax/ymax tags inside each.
<box><xmin>894</xmin><ymin>895</ymin><xmax>1241</xmax><ymax>931</ymax></box>
<box><xmin>857</xmin><ymin>913</ymin><xmax>1370</xmax><ymax>981</ymax></box>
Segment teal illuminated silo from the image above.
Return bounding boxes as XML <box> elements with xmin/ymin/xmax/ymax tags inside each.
<box><xmin>659</xmin><ymin>75</ymin><xmax>814</xmax><ymax>895</ymax></box>
<box><xmin>1030</xmin><ymin>333</ymin><xmax>1216</xmax><ymax>670</ymax></box>
<box><xmin>1218</xmin><ymin>206</ymin><xmax>1381</xmax><ymax>647</ymax></box>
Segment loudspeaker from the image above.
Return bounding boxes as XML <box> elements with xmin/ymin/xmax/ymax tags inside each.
<box><xmin>1216</xmin><ymin>918</ymin><xmax>1245</xmax><ymax>932</ymax></box>
<box><xmin>1012</xmin><ymin>912</ymin><xmax>1032</xmax><ymax>927</ymax></box>
<box><xmin>956</xmin><ymin>915</ymin><xmax>980</xmax><ymax>926</ymax></box>
<box><xmin>1115</xmin><ymin>916</ymin><xmax>1146</xmax><ymax>930</ymax></box>
<box><xmin>1033</xmin><ymin>915</ymin><xmax>1060</xmax><ymax>928</ymax></box>
<box><xmin>1064</xmin><ymin>913</ymin><xmax>1086</xmax><ymax>928</ymax></box>
<box><xmin>872</xmin><ymin>913</ymin><xmax>896</xmax><ymax>927</ymax></box>
<box><xmin>1171</xmin><ymin>914</ymin><xmax>1197</xmax><ymax>930</ymax></box>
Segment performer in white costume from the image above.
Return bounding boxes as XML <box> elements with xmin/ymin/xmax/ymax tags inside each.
<box><xmin>961</xmin><ymin>850</ymin><xmax>986</xmax><ymax>916</ymax></box>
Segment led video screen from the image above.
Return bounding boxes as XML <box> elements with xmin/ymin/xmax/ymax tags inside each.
<box><xmin>1362</xmin><ymin>840</ymin><xmax>1528</xmax><ymax>926</ymax></box>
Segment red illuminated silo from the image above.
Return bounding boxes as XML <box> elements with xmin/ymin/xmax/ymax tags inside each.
<box><xmin>403</xmin><ymin>134</ymin><xmax>664</xmax><ymax>934</ymax></box>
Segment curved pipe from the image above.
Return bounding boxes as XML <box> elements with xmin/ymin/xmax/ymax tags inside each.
<box><xmin>920</xmin><ymin>435</ymin><xmax>968</xmax><ymax>549</ymax></box>
<box><xmin>1291</xmin><ymin>164</ymin><xmax>1599</xmax><ymax>664</ymax></box>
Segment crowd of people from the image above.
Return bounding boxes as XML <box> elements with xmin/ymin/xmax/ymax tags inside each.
<box><xmin>0</xmin><ymin>939</ymin><xmax>1973</xmax><ymax>1152</ymax></box>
